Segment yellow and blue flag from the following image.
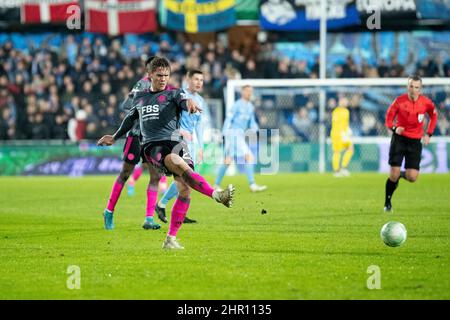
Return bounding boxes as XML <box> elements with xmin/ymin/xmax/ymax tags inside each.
<box><xmin>159</xmin><ymin>0</ymin><xmax>236</xmax><ymax>33</ymax></box>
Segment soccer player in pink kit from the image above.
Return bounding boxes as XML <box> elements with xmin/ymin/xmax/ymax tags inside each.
<box><xmin>98</xmin><ymin>57</ymin><xmax>234</xmax><ymax>249</ymax></box>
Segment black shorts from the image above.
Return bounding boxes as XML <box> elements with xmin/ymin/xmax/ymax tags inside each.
<box><xmin>142</xmin><ymin>140</ymin><xmax>194</xmax><ymax>176</ymax></box>
<box><xmin>122</xmin><ymin>135</ymin><xmax>146</xmax><ymax>165</ymax></box>
<box><xmin>388</xmin><ymin>133</ymin><xmax>422</xmax><ymax>170</ymax></box>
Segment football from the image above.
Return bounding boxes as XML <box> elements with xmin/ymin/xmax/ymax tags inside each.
<box><xmin>380</xmin><ymin>221</ymin><xmax>407</xmax><ymax>247</ymax></box>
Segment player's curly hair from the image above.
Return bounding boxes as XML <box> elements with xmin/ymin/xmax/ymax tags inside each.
<box><xmin>149</xmin><ymin>56</ymin><xmax>171</xmax><ymax>73</ymax></box>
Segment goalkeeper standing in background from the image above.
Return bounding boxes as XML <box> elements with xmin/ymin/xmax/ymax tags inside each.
<box><xmin>384</xmin><ymin>75</ymin><xmax>438</xmax><ymax>212</ymax></box>
<box><xmin>330</xmin><ymin>97</ymin><xmax>354</xmax><ymax>177</ymax></box>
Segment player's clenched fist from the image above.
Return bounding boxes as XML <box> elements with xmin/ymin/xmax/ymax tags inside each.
<box><xmin>97</xmin><ymin>135</ymin><xmax>115</xmax><ymax>146</ymax></box>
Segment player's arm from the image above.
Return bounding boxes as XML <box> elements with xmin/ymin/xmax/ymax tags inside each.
<box><xmin>97</xmin><ymin>106</ymin><xmax>139</xmax><ymax>146</ymax></box>
<box><xmin>340</xmin><ymin>109</ymin><xmax>352</xmax><ymax>141</ymax></box>
<box><xmin>424</xmin><ymin>100</ymin><xmax>438</xmax><ymax>145</ymax></box>
<box><xmin>175</xmin><ymin>90</ymin><xmax>202</xmax><ymax>113</ymax></box>
<box><xmin>385</xmin><ymin>98</ymin><xmax>402</xmax><ymax>134</ymax></box>
<box><xmin>344</xmin><ymin>109</ymin><xmax>353</xmax><ymax>136</ymax></box>
<box><xmin>249</xmin><ymin>104</ymin><xmax>259</xmax><ymax>132</ymax></box>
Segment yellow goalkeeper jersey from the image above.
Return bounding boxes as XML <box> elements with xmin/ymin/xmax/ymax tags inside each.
<box><xmin>331</xmin><ymin>106</ymin><xmax>350</xmax><ymax>138</ymax></box>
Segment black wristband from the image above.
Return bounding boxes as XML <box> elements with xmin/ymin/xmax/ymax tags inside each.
<box><xmin>427</xmin><ymin>133</ymin><xmax>432</xmax><ymax>137</ymax></box>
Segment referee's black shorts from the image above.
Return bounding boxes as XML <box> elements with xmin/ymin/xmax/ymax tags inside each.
<box><xmin>388</xmin><ymin>133</ymin><xmax>422</xmax><ymax>170</ymax></box>
<box><xmin>142</xmin><ymin>140</ymin><xmax>194</xmax><ymax>177</ymax></box>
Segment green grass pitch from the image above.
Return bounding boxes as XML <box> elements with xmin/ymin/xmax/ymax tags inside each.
<box><xmin>0</xmin><ymin>173</ymin><xmax>449</xmax><ymax>299</ymax></box>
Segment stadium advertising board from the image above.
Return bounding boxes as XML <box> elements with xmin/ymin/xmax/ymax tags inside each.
<box><xmin>259</xmin><ymin>0</ymin><xmax>449</xmax><ymax>31</ymax></box>
<box><xmin>1</xmin><ymin>142</ymin><xmax>449</xmax><ymax>176</ymax></box>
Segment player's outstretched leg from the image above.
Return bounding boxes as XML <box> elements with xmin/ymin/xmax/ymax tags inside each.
<box><xmin>164</xmin><ymin>154</ymin><xmax>235</xmax><ymax>208</ymax></box>
<box><xmin>103</xmin><ymin>162</ymin><xmax>134</xmax><ymax>230</ymax></box>
<box><xmin>182</xmin><ymin>170</ymin><xmax>234</xmax><ymax>207</ymax></box>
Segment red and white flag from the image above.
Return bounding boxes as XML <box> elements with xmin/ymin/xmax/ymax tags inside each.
<box><xmin>85</xmin><ymin>0</ymin><xmax>157</xmax><ymax>35</ymax></box>
<box><xmin>21</xmin><ymin>0</ymin><xmax>80</xmax><ymax>24</ymax></box>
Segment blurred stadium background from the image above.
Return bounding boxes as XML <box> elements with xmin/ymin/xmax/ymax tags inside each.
<box><xmin>0</xmin><ymin>0</ymin><xmax>449</xmax><ymax>176</ymax></box>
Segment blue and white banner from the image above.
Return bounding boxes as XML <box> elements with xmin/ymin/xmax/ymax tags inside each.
<box><xmin>159</xmin><ymin>0</ymin><xmax>236</xmax><ymax>33</ymax></box>
<box><xmin>259</xmin><ymin>0</ymin><xmax>361</xmax><ymax>31</ymax></box>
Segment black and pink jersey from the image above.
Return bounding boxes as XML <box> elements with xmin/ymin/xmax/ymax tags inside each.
<box><xmin>120</xmin><ymin>78</ymin><xmax>177</xmax><ymax>138</ymax></box>
<box><xmin>113</xmin><ymin>89</ymin><xmax>188</xmax><ymax>145</ymax></box>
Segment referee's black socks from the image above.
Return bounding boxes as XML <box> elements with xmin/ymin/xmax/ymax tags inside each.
<box><xmin>385</xmin><ymin>178</ymin><xmax>398</xmax><ymax>204</ymax></box>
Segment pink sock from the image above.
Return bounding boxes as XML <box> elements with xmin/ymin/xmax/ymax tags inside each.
<box><xmin>160</xmin><ymin>175</ymin><xmax>167</xmax><ymax>183</ymax></box>
<box><xmin>106</xmin><ymin>178</ymin><xmax>124</xmax><ymax>212</ymax></box>
<box><xmin>168</xmin><ymin>197</ymin><xmax>190</xmax><ymax>237</ymax></box>
<box><xmin>182</xmin><ymin>170</ymin><xmax>214</xmax><ymax>197</ymax></box>
<box><xmin>132</xmin><ymin>166</ymin><xmax>143</xmax><ymax>181</ymax></box>
<box><xmin>146</xmin><ymin>186</ymin><xmax>158</xmax><ymax>217</ymax></box>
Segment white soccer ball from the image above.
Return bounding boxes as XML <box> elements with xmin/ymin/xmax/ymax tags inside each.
<box><xmin>380</xmin><ymin>221</ymin><xmax>407</xmax><ymax>247</ymax></box>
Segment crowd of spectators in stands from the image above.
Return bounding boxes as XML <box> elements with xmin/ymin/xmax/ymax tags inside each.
<box><xmin>0</xmin><ymin>33</ymin><xmax>449</xmax><ymax>141</ymax></box>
